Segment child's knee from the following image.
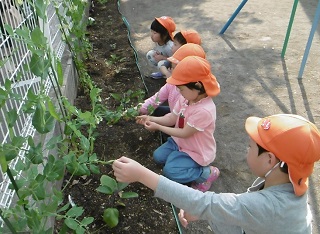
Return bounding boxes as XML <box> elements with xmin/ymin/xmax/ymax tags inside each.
<box><xmin>146</xmin><ymin>50</ymin><xmax>158</xmax><ymax>67</ymax></box>
<box><xmin>162</xmin><ymin>164</ymin><xmax>179</xmax><ymax>180</ymax></box>
<box><xmin>162</xmin><ymin>165</ymin><xmax>173</xmax><ymax>179</ymax></box>
<box><xmin>153</xmin><ymin>150</ymin><xmax>164</xmax><ymax>164</ymax></box>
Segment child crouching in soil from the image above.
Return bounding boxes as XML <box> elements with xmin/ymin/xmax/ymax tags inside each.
<box><xmin>146</xmin><ymin>16</ymin><xmax>176</xmax><ymax>79</ymax></box>
<box><xmin>113</xmin><ymin>114</ymin><xmax>320</xmax><ymax>233</ymax></box>
<box><xmin>139</xmin><ymin>43</ymin><xmax>206</xmax><ymax>117</ymax></box>
<box><xmin>137</xmin><ymin>56</ymin><xmax>220</xmax><ymax>192</ymax></box>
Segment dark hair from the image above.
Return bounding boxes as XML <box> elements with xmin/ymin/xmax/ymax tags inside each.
<box><xmin>183</xmin><ymin>81</ymin><xmax>206</xmax><ymax>95</ymax></box>
<box><xmin>173</xmin><ymin>32</ymin><xmax>187</xmax><ymax>45</ymax></box>
<box><xmin>257</xmin><ymin>144</ymin><xmax>268</xmax><ymax>156</ymax></box>
<box><xmin>279</xmin><ymin>162</ymin><xmax>288</xmax><ymax>174</ymax></box>
<box><xmin>151</xmin><ymin>19</ymin><xmax>171</xmax><ymax>44</ymax></box>
<box><xmin>257</xmin><ymin>144</ymin><xmax>288</xmax><ymax>174</ymax></box>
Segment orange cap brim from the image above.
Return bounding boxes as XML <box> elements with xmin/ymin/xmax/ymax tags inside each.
<box><xmin>245</xmin><ymin>117</ymin><xmax>269</xmax><ymax>150</ymax></box>
<box><xmin>167</xmin><ymin>56</ymin><xmax>179</xmax><ymax>64</ymax></box>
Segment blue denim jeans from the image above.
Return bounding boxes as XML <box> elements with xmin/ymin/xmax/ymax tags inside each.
<box><xmin>152</xmin><ymin>106</ymin><xmax>170</xmax><ymax>117</ymax></box>
<box><xmin>153</xmin><ymin>137</ymin><xmax>211</xmax><ymax>184</ymax></box>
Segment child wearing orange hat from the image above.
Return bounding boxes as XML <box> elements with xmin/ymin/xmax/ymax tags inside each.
<box><xmin>137</xmin><ymin>56</ymin><xmax>221</xmax><ymax>191</ymax></box>
<box><xmin>113</xmin><ymin>114</ymin><xmax>320</xmax><ymax>233</ymax></box>
<box><xmin>171</xmin><ymin>29</ymin><xmax>202</xmax><ymax>54</ymax></box>
<box><xmin>158</xmin><ymin>29</ymin><xmax>202</xmax><ymax>79</ymax></box>
<box><xmin>146</xmin><ymin>16</ymin><xmax>176</xmax><ymax>79</ymax></box>
<box><xmin>139</xmin><ymin>43</ymin><xmax>206</xmax><ymax>117</ymax></box>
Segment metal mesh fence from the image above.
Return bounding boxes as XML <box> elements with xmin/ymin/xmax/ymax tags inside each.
<box><xmin>0</xmin><ymin>0</ymin><xmax>70</xmax><ymax>215</ymax></box>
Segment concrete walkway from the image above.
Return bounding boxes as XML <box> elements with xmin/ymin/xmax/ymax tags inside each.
<box><xmin>120</xmin><ymin>0</ymin><xmax>320</xmax><ymax>233</ymax></box>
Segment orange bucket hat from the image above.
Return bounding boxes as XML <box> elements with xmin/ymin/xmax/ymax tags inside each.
<box><xmin>166</xmin><ymin>56</ymin><xmax>220</xmax><ymax>97</ymax></box>
<box><xmin>181</xmin><ymin>29</ymin><xmax>202</xmax><ymax>45</ymax></box>
<box><xmin>167</xmin><ymin>43</ymin><xmax>206</xmax><ymax>64</ymax></box>
<box><xmin>155</xmin><ymin>16</ymin><xmax>176</xmax><ymax>39</ymax></box>
<box><xmin>245</xmin><ymin>114</ymin><xmax>320</xmax><ymax>196</ymax></box>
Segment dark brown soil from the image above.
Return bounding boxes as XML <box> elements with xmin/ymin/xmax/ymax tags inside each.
<box><xmin>55</xmin><ymin>0</ymin><xmax>178</xmax><ymax>233</ymax></box>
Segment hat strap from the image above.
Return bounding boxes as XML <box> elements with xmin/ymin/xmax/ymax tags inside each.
<box><xmin>264</xmin><ymin>161</ymin><xmax>281</xmax><ymax>178</ymax></box>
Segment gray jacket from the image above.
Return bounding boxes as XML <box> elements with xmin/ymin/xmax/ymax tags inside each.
<box><xmin>155</xmin><ymin>176</ymin><xmax>312</xmax><ymax>234</ymax></box>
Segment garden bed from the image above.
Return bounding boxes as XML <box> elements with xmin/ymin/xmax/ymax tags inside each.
<box><xmin>55</xmin><ymin>0</ymin><xmax>178</xmax><ymax>233</ymax></box>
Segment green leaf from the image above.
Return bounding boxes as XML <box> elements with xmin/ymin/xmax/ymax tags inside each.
<box><xmin>56</xmin><ymin>59</ymin><xmax>64</xmax><ymax>86</ymax></box>
<box><xmin>90</xmin><ymin>87</ymin><xmax>101</xmax><ymax>102</ymax></box>
<box><xmin>64</xmin><ymin>218</ymin><xmax>78</xmax><ymax>230</ymax></box>
<box><xmin>78</xmin><ymin>153</ymin><xmax>89</xmax><ymax>163</ymax></box>
<box><xmin>8</xmin><ymin>178</ymin><xmax>25</xmax><ymax>190</ymax></box>
<box><xmin>103</xmin><ymin>208</ymin><xmax>119</xmax><ymax>228</ymax></box>
<box><xmin>3</xmin><ymin>79</ymin><xmax>10</xmax><ymax>91</ymax></box>
<box><xmin>35</xmin><ymin>0</ymin><xmax>47</xmax><ymax>20</ymax></box>
<box><xmin>58</xmin><ymin>222</ymin><xmax>69</xmax><ymax>233</ymax></box>
<box><xmin>15</xmin><ymin>159</ymin><xmax>27</xmax><ymax>171</ymax></box>
<box><xmin>44</xmin><ymin>155</ymin><xmax>65</xmax><ymax>181</ymax></box>
<box><xmin>79</xmin><ymin>136</ymin><xmax>90</xmax><ymax>151</ymax></box>
<box><xmin>64</xmin><ymin>123</ymin><xmax>73</xmax><ymax>135</ymax></box>
<box><xmin>26</xmin><ymin>209</ymin><xmax>41</xmax><ymax>231</ymax></box>
<box><xmin>0</xmin><ymin>151</ymin><xmax>8</xmax><ymax>172</ymax></box>
<box><xmin>32</xmin><ymin>101</ymin><xmax>45</xmax><ymax>132</ymax></box>
<box><xmin>32</xmin><ymin>182</ymin><xmax>46</xmax><ymax>200</ymax></box>
<box><xmin>100</xmin><ymin>175</ymin><xmax>117</xmax><ymax>191</ymax></box>
<box><xmin>31</xmin><ymin>27</ymin><xmax>47</xmax><ymax>47</ymax></box>
<box><xmin>120</xmin><ymin>192</ymin><xmax>139</xmax><ymax>199</ymax></box>
<box><xmin>12</xmin><ymin>136</ymin><xmax>26</xmax><ymax>148</ymax></box>
<box><xmin>15</xmin><ymin>27</ymin><xmax>31</xmax><ymax>42</ymax></box>
<box><xmin>66</xmin><ymin>163</ymin><xmax>90</xmax><ymax>176</ymax></box>
<box><xmin>117</xmin><ymin>182</ymin><xmax>129</xmax><ymax>191</ymax></box>
<box><xmin>29</xmin><ymin>53</ymin><xmax>50</xmax><ymax>78</ymax></box>
<box><xmin>6</xmin><ymin>110</ymin><xmax>18</xmax><ymax>128</ymax></box>
<box><xmin>32</xmin><ymin>102</ymin><xmax>56</xmax><ymax>134</ymax></box>
<box><xmin>3</xmin><ymin>144</ymin><xmax>18</xmax><ymax>161</ymax></box>
<box><xmin>44</xmin><ymin>111</ymin><xmax>56</xmax><ymax>133</ymax></box>
<box><xmin>89</xmin><ymin>153</ymin><xmax>98</xmax><ymax>161</ymax></box>
<box><xmin>66</xmin><ymin>206</ymin><xmax>84</xmax><ymax>218</ymax></box>
<box><xmin>57</xmin><ymin>203</ymin><xmax>70</xmax><ymax>213</ymax></box>
<box><xmin>45</xmin><ymin>135</ymin><xmax>62</xmax><ymax>150</ymax></box>
<box><xmin>26</xmin><ymin>141</ymin><xmax>43</xmax><ymax>164</ymax></box>
<box><xmin>110</xmin><ymin>93</ymin><xmax>121</xmax><ymax>101</ymax></box>
<box><xmin>48</xmin><ymin>99</ymin><xmax>61</xmax><ymax>120</ymax></box>
<box><xmin>3</xmin><ymin>24</ymin><xmax>14</xmax><ymax>35</ymax></box>
<box><xmin>75</xmin><ymin>226</ymin><xmax>86</xmax><ymax>234</ymax></box>
<box><xmin>0</xmin><ymin>87</ymin><xmax>9</xmax><ymax>108</ymax></box>
<box><xmin>116</xmin><ymin>201</ymin><xmax>126</xmax><ymax>207</ymax></box>
<box><xmin>96</xmin><ymin>186</ymin><xmax>113</xmax><ymax>195</ymax></box>
<box><xmin>89</xmin><ymin>164</ymin><xmax>100</xmax><ymax>174</ymax></box>
<box><xmin>81</xmin><ymin>217</ymin><xmax>94</xmax><ymax>226</ymax></box>
<box><xmin>41</xmin><ymin>193</ymin><xmax>60</xmax><ymax>213</ymax></box>
<box><xmin>43</xmin><ymin>111</ymin><xmax>56</xmax><ymax>132</ymax></box>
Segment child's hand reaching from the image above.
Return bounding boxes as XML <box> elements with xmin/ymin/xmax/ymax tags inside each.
<box><xmin>144</xmin><ymin>120</ymin><xmax>159</xmax><ymax>131</ymax></box>
<box><xmin>136</xmin><ymin>115</ymin><xmax>150</xmax><ymax>125</ymax></box>
<box><xmin>112</xmin><ymin>156</ymin><xmax>143</xmax><ymax>183</ymax></box>
<box><xmin>178</xmin><ymin>209</ymin><xmax>199</xmax><ymax>228</ymax></box>
<box><xmin>113</xmin><ymin>156</ymin><xmax>160</xmax><ymax>191</ymax></box>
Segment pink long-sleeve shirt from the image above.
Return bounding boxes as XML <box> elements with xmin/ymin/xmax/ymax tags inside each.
<box><xmin>139</xmin><ymin>84</ymin><xmax>181</xmax><ymax>115</ymax></box>
<box><xmin>172</xmin><ymin>96</ymin><xmax>216</xmax><ymax>166</ymax></box>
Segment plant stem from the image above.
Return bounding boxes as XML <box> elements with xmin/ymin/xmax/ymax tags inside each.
<box><xmin>0</xmin><ymin>209</ymin><xmax>17</xmax><ymax>234</ymax></box>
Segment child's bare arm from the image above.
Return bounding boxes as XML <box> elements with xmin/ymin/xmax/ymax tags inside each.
<box><xmin>155</xmin><ymin>123</ymin><xmax>198</xmax><ymax>138</ymax></box>
<box><xmin>148</xmin><ymin>113</ymin><xmax>176</xmax><ymax>126</ymax></box>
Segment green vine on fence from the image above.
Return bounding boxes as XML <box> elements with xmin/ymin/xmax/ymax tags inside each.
<box><xmin>0</xmin><ymin>0</ymin><xmax>145</xmax><ymax>233</ymax></box>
